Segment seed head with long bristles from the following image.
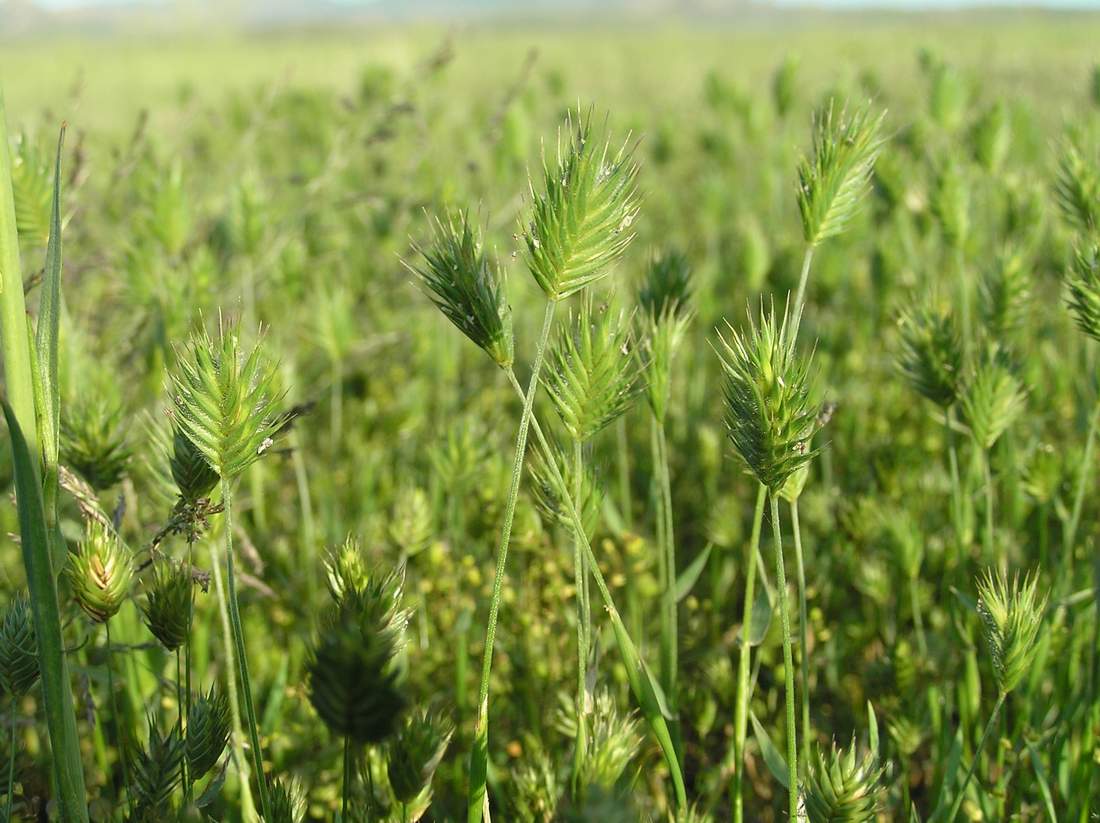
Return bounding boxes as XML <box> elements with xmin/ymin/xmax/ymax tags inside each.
<box><xmin>896</xmin><ymin>303</ymin><xmax>963</xmax><ymax>408</ymax></box>
<box><xmin>523</xmin><ymin>109</ymin><xmax>640</xmax><ymax>301</ymax></box>
<box><xmin>141</xmin><ymin>561</ymin><xmax>191</xmax><ymax>651</ymax></box>
<box><xmin>976</xmin><ymin>568</ymin><xmax>1047</xmax><ymax>694</ymax></box>
<box><xmin>802</xmin><ymin>737</ymin><xmax>887</xmax><ymax>823</ymax></box>
<box><xmin>961</xmin><ymin>348</ymin><xmax>1027</xmax><ymax>450</ymax></box>
<box><xmin>387</xmin><ymin>706</ymin><xmax>455</xmax><ymax>805</ymax></box>
<box><xmin>1065</xmin><ymin>240</ymin><xmax>1100</xmax><ymax>342</ymax></box>
<box><xmin>1053</xmin><ymin>133</ymin><xmax>1100</xmax><ymax>234</ymax></box>
<box><xmin>716</xmin><ymin>302</ymin><xmax>818</xmax><ymax>492</ymax></box>
<box><xmin>405</xmin><ymin>211</ymin><xmax>514</xmax><ymax>368</ymax></box>
<box><xmin>797</xmin><ymin>99</ymin><xmax>886</xmax><ymax>247</ymax></box>
<box><xmin>67</xmin><ymin>520</ymin><xmax>132</xmax><ymax>624</ymax></box>
<box><xmin>187</xmin><ymin>685</ymin><xmax>232</xmax><ymax>780</ymax></box>
<box><xmin>0</xmin><ymin>594</ymin><xmax>39</xmax><ymax>697</ymax></box>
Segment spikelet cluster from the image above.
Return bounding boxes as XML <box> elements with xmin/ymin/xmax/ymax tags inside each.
<box><xmin>0</xmin><ymin>595</ymin><xmax>39</xmax><ymax>697</ymax></box>
<box><xmin>1054</xmin><ymin>134</ymin><xmax>1100</xmax><ymax>233</ymax></box>
<box><xmin>129</xmin><ymin>717</ymin><xmax>185</xmax><ymax>816</ymax></box>
<box><xmin>961</xmin><ymin>349</ymin><xmax>1027</xmax><ymax>450</ymax></box>
<box><xmin>60</xmin><ymin>397</ymin><xmax>132</xmax><ymax>491</ymax></box>
<box><xmin>168</xmin><ymin>321</ymin><xmax>285</xmax><ymax>482</ymax></box>
<box><xmin>930</xmin><ymin>159</ymin><xmax>970</xmax><ymax>249</ymax></box>
<box><xmin>267</xmin><ymin>778</ymin><xmax>307</xmax><ymax>823</ymax></box>
<box><xmin>716</xmin><ymin>304</ymin><xmax>818</xmax><ymax>492</ymax></box>
<box><xmin>639</xmin><ymin>250</ymin><xmax>694</xmax><ymax>424</ymax></box>
<box><xmin>802</xmin><ymin>738</ymin><xmax>886</xmax><ymax>823</ymax></box>
<box><xmin>896</xmin><ymin>304</ymin><xmax>963</xmax><ymax>408</ymax></box>
<box><xmin>523</xmin><ymin>110</ymin><xmax>640</xmax><ymax>301</ymax></box>
<box><xmin>556</xmin><ymin>690</ymin><xmax>642</xmax><ymax>792</ymax></box>
<box><xmin>387</xmin><ymin>706</ymin><xmax>454</xmax><ymax>804</ymax></box>
<box><xmin>1065</xmin><ymin>240</ymin><xmax>1100</xmax><ymax>342</ymax></box>
<box><xmin>67</xmin><ymin>520</ymin><xmax>132</xmax><ymax>624</ymax></box>
<box><xmin>981</xmin><ymin>245</ymin><xmax>1031</xmax><ymax>338</ymax></box>
<box><xmin>976</xmin><ymin>569</ymin><xmax>1047</xmax><ymax>694</ymax></box>
<box><xmin>187</xmin><ymin>685</ymin><xmax>232</xmax><ymax>780</ymax></box>
<box><xmin>169</xmin><ymin>424</ymin><xmax>219</xmax><ymax>504</ymax></box>
<box><xmin>530</xmin><ymin>443</ymin><xmax>604</xmax><ymax>538</ymax></box>
<box><xmin>405</xmin><ymin>211</ymin><xmax>514</xmax><ymax>368</ymax></box>
<box><xmin>141</xmin><ymin>561</ymin><xmax>191</xmax><ymax>651</ymax></box>
<box><xmin>797</xmin><ymin>99</ymin><xmax>886</xmax><ymax>247</ymax></box>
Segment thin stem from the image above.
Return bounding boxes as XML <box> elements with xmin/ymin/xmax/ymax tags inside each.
<box><xmin>615</xmin><ymin>416</ymin><xmax>633</xmax><ymax>531</ymax></box>
<box><xmin>221</xmin><ymin>479</ymin><xmax>271</xmax><ymax>820</ymax></box>
<box><xmin>909</xmin><ymin>574</ymin><xmax>928</xmax><ymax>658</ymax></box>
<box><xmin>947</xmin><ymin>691</ymin><xmax>1006</xmax><ymax>822</ymax></box>
<box><xmin>570</xmin><ymin>437</ymin><xmax>589</xmax><ymax>791</ymax></box>
<box><xmin>789</xmin><ymin>246</ymin><xmax>815</xmax><ymax>343</ymax></box>
<box><xmin>508</xmin><ymin>372</ymin><xmax>687</xmax><ymax>811</ymax></box>
<box><xmin>105</xmin><ymin>622</ymin><xmax>132</xmax><ymax>816</ymax></box>
<box><xmin>946</xmin><ymin>405</ymin><xmax>965</xmax><ymax>559</ymax></box>
<box><xmin>467</xmin><ymin>300</ymin><xmax>557</xmax><ymax>823</ymax></box>
<box><xmin>732</xmin><ymin>484</ymin><xmax>767</xmax><ymax>823</ymax></box>
<box><xmin>769</xmin><ymin>493</ymin><xmax>799</xmax><ymax>819</ymax></box>
<box><xmin>982</xmin><ymin>450</ymin><xmax>996</xmax><ymax>565</ymax></box>
<box><xmin>184</xmin><ymin>538</ymin><xmax>195</xmax><ymax>806</ymax></box>
<box><xmin>656</xmin><ymin>422</ymin><xmax>678</xmax><ymax>706</ymax></box>
<box><xmin>650</xmin><ymin>420</ymin><xmax>669</xmax><ymax>691</ymax></box>
<box><xmin>5</xmin><ymin>700</ymin><xmax>14</xmax><ymax>823</ymax></box>
<box><xmin>790</xmin><ymin>498</ymin><xmax>811</xmax><ymax>768</ymax></box>
<box><xmin>1065</xmin><ymin>400</ymin><xmax>1100</xmax><ymax>591</ymax></box>
<box><xmin>209</xmin><ymin>534</ymin><xmax>257</xmax><ymax>821</ymax></box>
<box><xmin>176</xmin><ymin>648</ymin><xmax>186</xmax><ymax>803</ymax></box>
<box><xmin>342</xmin><ymin>735</ymin><xmax>351</xmax><ymax>821</ymax></box>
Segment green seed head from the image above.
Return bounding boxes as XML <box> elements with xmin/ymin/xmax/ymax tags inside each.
<box><xmin>60</xmin><ymin>397</ymin><xmax>132</xmax><ymax>491</ymax></box>
<box><xmin>530</xmin><ymin>440</ymin><xmax>603</xmax><ymax>539</ymax></box>
<box><xmin>405</xmin><ymin>211</ymin><xmax>514</xmax><ymax>368</ymax></box>
<box><xmin>387</xmin><ymin>706</ymin><xmax>454</xmax><ymax>804</ymax></box>
<box><xmin>142</xmin><ymin>561</ymin><xmax>192</xmax><ymax>651</ymax></box>
<box><xmin>981</xmin><ymin>245</ymin><xmax>1031</xmax><ymax>339</ymax></box>
<box><xmin>169</xmin><ymin>425</ymin><xmax>219</xmax><ymax>504</ymax></box>
<box><xmin>772</xmin><ymin>55</ymin><xmax>799</xmax><ymax>119</ymax></box>
<box><xmin>523</xmin><ymin>109</ymin><xmax>640</xmax><ymax>301</ymax></box>
<box><xmin>388</xmin><ymin>487</ymin><xmax>434</xmax><ymax>559</ymax></box>
<box><xmin>803</xmin><ymin>737</ymin><xmax>887</xmax><ymax>823</ymax></box>
<box><xmin>130</xmin><ymin>716</ymin><xmax>185</xmax><ymax>815</ymax></box>
<box><xmin>543</xmin><ymin>295</ymin><xmax>641</xmax><ymax>442</ymax></box>
<box><xmin>638</xmin><ymin>248</ymin><xmax>693</xmax><ymax>322</ymax></box>
<box><xmin>930</xmin><ymin>159</ymin><xmax>970</xmax><ymax>250</ymax></box>
<box><xmin>560</xmin><ymin>689</ymin><xmax>642</xmax><ymax>792</ymax></box>
<box><xmin>266</xmin><ymin>778</ymin><xmax>307</xmax><ymax>823</ymax></box>
<box><xmin>187</xmin><ymin>684</ymin><xmax>231</xmax><ymax>780</ymax></box>
<box><xmin>306</xmin><ymin>588</ymin><xmax>407</xmax><ymax>745</ymax></box>
<box><xmin>960</xmin><ymin>348</ymin><xmax>1027</xmax><ymax>451</ymax></box>
<box><xmin>896</xmin><ymin>303</ymin><xmax>963</xmax><ymax>408</ymax></box>
<box><xmin>67</xmin><ymin>520</ymin><xmax>132</xmax><ymax>624</ymax></box>
<box><xmin>168</xmin><ymin>320</ymin><xmax>286</xmax><ymax>482</ymax></box>
<box><xmin>1054</xmin><ymin>132</ymin><xmax>1100</xmax><ymax>234</ymax></box>
<box><xmin>971</xmin><ymin>100</ymin><xmax>1010</xmax><ymax>173</ymax></box>
<box><xmin>716</xmin><ymin>303</ymin><xmax>818</xmax><ymax>493</ymax></box>
<box><xmin>976</xmin><ymin>568</ymin><xmax>1047</xmax><ymax>694</ymax></box>
<box><xmin>0</xmin><ymin>594</ymin><xmax>39</xmax><ymax>697</ymax></box>
<box><xmin>797</xmin><ymin>99</ymin><xmax>886</xmax><ymax>247</ymax></box>
<box><xmin>1065</xmin><ymin>240</ymin><xmax>1100</xmax><ymax>342</ymax></box>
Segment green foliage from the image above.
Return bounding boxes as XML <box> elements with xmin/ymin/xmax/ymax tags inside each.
<box><xmin>797</xmin><ymin>99</ymin><xmax>886</xmax><ymax>247</ymax></box>
<box><xmin>716</xmin><ymin>304</ymin><xmax>818</xmax><ymax>492</ymax></box>
<box><xmin>523</xmin><ymin>110</ymin><xmax>640</xmax><ymax>300</ymax></box>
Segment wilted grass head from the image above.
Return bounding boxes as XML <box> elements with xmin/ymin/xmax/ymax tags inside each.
<box><xmin>523</xmin><ymin>108</ymin><xmax>640</xmax><ymax>301</ymax></box>
<box><xmin>803</xmin><ymin>737</ymin><xmax>886</xmax><ymax>823</ymax></box>
<box><xmin>543</xmin><ymin>294</ymin><xmax>640</xmax><ymax>442</ymax></box>
<box><xmin>716</xmin><ymin>302</ymin><xmax>818</xmax><ymax>492</ymax></box>
<box><xmin>896</xmin><ymin>302</ymin><xmax>963</xmax><ymax>408</ymax></box>
<box><xmin>168</xmin><ymin>318</ymin><xmax>286</xmax><ymax>482</ymax></box>
<box><xmin>797</xmin><ymin>98</ymin><xmax>886</xmax><ymax>247</ymax></box>
<box><xmin>1065</xmin><ymin>240</ymin><xmax>1100</xmax><ymax>341</ymax></box>
<box><xmin>976</xmin><ymin>568</ymin><xmax>1047</xmax><ymax>694</ymax></box>
<box><xmin>67</xmin><ymin>520</ymin><xmax>132</xmax><ymax>624</ymax></box>
<box><xmin>405</xmin><ymin>210</ymin><xmax>514</xmax><ymax>368</ymax></box>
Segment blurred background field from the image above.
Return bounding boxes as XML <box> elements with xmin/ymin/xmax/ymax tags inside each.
<box><xmin>2</xmin><ymin>1</ymin><xmax>1100</xmax><ymax>820</ymax></box>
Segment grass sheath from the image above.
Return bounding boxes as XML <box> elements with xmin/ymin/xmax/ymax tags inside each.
<box><xmin>467</xmin><ymin>299</ymin><xmax>556</xmax><ymax>823</ymax></box>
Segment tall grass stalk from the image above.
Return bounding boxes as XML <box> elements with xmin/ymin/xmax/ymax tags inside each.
<box><xmin>732</xmin><ymin>483</ymin><xmax>766</xmax><ymax>823</ymax></box>
<box><xmin>769</xmin><ymin>493</ymin><xmax>799</xmax><ymax>819</ymax></box>
<box><xmin>103</xmin><ymin>622</ymin><xmax>131</xmax><ymax>814</ymax></box>
<box><xmin>946</xmin><ymin>691</ymin><xmax>1005</xmax><ymax>821</ymax></box>
<box><xmin>1064</xmin><ymin>401</ymin><xmax>1099</xmax><ymax>588</ymax></box>
<box><xmin>654</xmin><ymin>421</ymin><xmax>678</xmax><ymax>705</ymax></box>
<box><xmin>570</xmin><ymin>437</ymin><xmax>589</xmax><ymax>790</ymax></box>
<box><xmin>467</xmin><ymin>300</ymin><xmax>556</xmax><ymax>822</ymax></box>
<box><xmin>0</xmin><ymin>94</ymin><xmax>88</xmax><ymax>823</ymax></box>
<box><xmin>790</xmin><ymin>498</ymin><xmax>812</xmax><ymax>766</ymax></box>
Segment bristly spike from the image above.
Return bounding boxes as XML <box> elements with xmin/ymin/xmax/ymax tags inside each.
<box><xmin>976</xmin><ymin>568</ymin><xmax>1047</xmax><ymax>694</ymax></box>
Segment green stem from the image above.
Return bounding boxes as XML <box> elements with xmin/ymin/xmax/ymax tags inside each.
<box><xmin>615</xmin><ymin>416</ymin><xmax>633</xmax><ymax>531</ymax></box>
<box><xmin>184</xmin><ymin>538</ymin><xmax>195</xmax><ymax>806</ymax></box>
<box><xmin>1065</xmin><ymin>401</ymin><xmax>1100</xmax><ymax>591</ymax></box>
<box><xmin>769</xmin><ymin>493</ymin><xmax>799</xmax><ymax>819</ymax></box>
<box><xmin>105</xmin><ymin>622</ymin><xmax>132</xmax><ymax>816</ymax></box>
<box><xmin>5</xmin><ymin>700</ymin><xmax>14</xmax><ymax>823</ymax></box>
<box><xmin>467</xmin><ymin>300</ymin><xmax>557</xmax><ymax>823</ymax></box>
<box><xmin>790</xmin><ymin>498</ymin><xmax>811</xmax><ymax>769</ymax></box>
<box><xmin>176</xmin><ymin>648</ymin><xmax>186</xmax><ymax>804</ymax></box>
<box><xmin>342</xmin><ymin>736</ymin><xmax>351</xmax><ymax>821</ymax></box>
<box><xmin>570</xmin><ymin>438</ymin><xmax>589</xmax><ymax>792</ymax></box>
<box><xmin>508</xmin><ymin>372</ymin><xmax>687</xmax><ymax>811</ymax></box>
<box><xmin>221</xmin><ymin>480</ymin><xmax>270</xmax><ymax>820</ymax></box>
<box><xmin>946</xmin><ymin>405</ymin><xmax>965</xmax><ymax>559</ymax></box>
<box><xmin>656</xmin><ymin>422</ymin><xmax>678</xmax><ymax>707</ymax></box>
<box><xmin>982</xmin><ymin>450</ymin><xmax>996</xmax><ymax>564</ymax></box>
<box><xmin>732</xmin><ymin>484</ymin><xmax>767</xmax><ymax>823</ymax></box>
<box><xmin>910</xmin><ymin>574</ymin><xmax>928</xmax><ymax>658</ymax></box>
<box><xmin>789</xmin><ymin>246</ymin><xmax>815</xmax><ymax>343</ymax></box>
<box><xmin>947</xmin><ymin>691</ymin><xmax>1006</xmax><ymax>822</ymax></box>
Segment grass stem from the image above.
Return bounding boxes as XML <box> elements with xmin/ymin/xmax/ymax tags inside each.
<box><xmin>769</xmin><ymin>493</ymin><xmax>799</xmax><ymax>819</ymax></box>
<box><xmin>790</xmin><ymin>498</ymin><xmax>811</xmax><ymax>768</ymax></box>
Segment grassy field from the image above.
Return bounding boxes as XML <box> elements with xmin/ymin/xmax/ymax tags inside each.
<box><xmin>1</xmin><ymin>12</ymin><xmax>1100</xmax><ymax>821</ymax></box>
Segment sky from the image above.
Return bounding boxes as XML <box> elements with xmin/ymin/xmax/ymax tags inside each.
<box><xmin>24</xmin><ymin>0</ymin><xmax>1100</xmax><ymax>10</ymax></box>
